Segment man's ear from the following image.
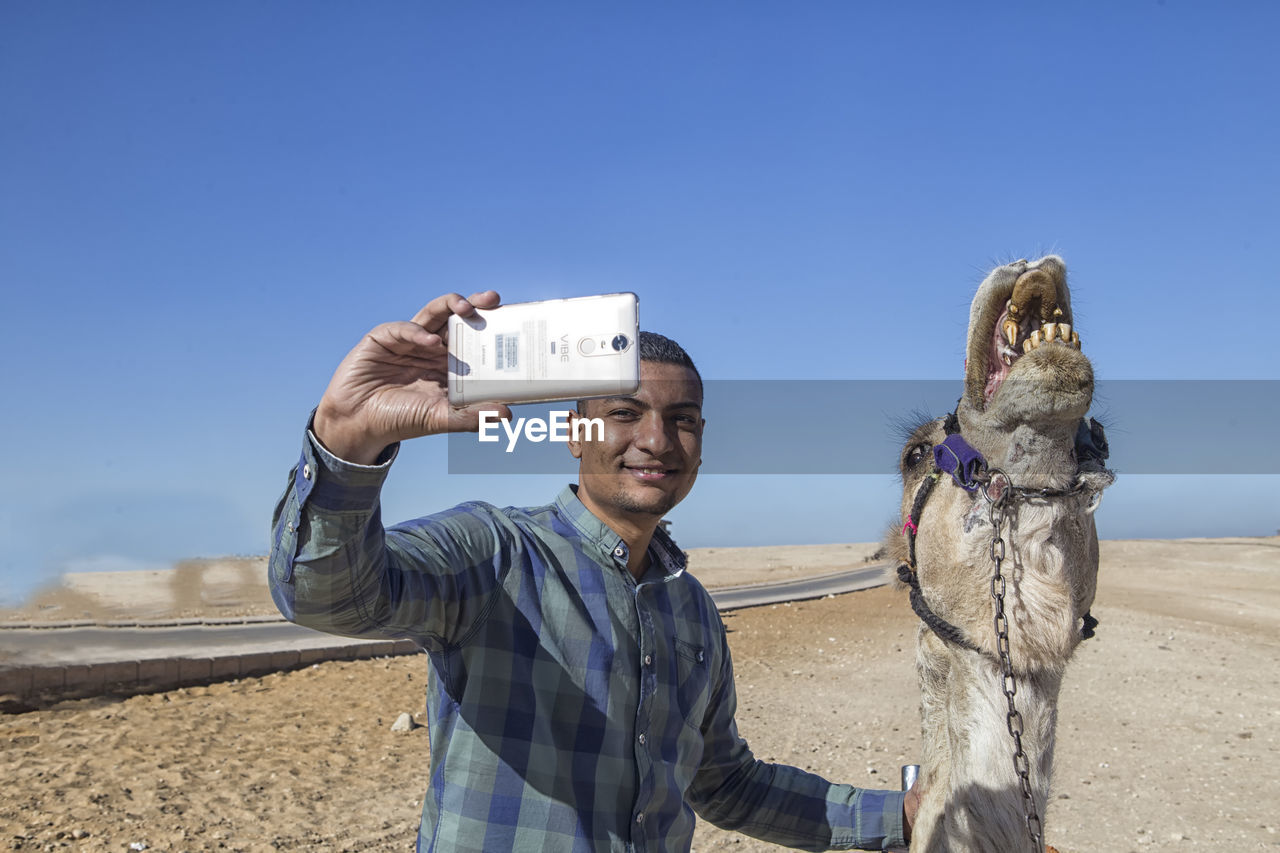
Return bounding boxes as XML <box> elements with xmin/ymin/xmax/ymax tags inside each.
<box><xmin>695</xmin><ymin>417</ymin><xmax>706</xmax><ymax>469</ymax></box>
<box><xmin>566</xmin><ymin>408</ymin><xmax>586</xmax><ymax>460</ymax></box>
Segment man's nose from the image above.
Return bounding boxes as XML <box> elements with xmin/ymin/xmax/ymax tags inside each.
<box><xmin>633</xmin><ymin>411</ymin><xmax>677</xmax><ymax>455</ymax></box>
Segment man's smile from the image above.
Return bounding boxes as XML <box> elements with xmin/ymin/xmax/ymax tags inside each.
<box><xmin>624</xmin><ymin>463</ymin><xmax>679</xmax><ymax>481</ymax></box>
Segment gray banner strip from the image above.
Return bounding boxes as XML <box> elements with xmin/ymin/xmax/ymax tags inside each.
<box><xmin>445</xmin><ymin>380</ymin><xmax>1280</xmax><ymax>474</ymax></box>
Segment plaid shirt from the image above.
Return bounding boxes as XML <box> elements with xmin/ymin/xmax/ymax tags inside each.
<box><xmin>270</xmin><ymin>427</ymin><xmax>906</xmax><ymax>852</ymax></box>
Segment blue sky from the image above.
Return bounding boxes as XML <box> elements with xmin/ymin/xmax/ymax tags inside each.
<box><xmin>2</xmin><ymin>2</ymin><xmax>1277</xmax><ymax>605</ymax></box>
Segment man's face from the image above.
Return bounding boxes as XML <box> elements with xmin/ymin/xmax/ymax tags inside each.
<box><xmin>569</xmin><ymin>360</ymin><xmax>704</xmax><ymax>525</ymax></box>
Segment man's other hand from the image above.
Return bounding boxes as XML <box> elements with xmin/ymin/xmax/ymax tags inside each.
<box><xmin>903</xmin><ymin>784</ymin><xmax>920</xmax><ymax>843</ymax></box>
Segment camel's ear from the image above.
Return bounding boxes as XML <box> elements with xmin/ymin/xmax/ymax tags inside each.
<box><xmin>882</xmin><ymin>520</ymin><xmax>910</xmax><ymax>579</ymax></box>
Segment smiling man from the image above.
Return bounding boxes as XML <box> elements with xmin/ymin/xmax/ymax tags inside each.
<box><xmin>269</xmin><ymin>291</ymin><xmax>912</xmax><ymax>852</ymax></box>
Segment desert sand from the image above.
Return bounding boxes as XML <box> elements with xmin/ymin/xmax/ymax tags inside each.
<box><xmin>2</xmin><ymin>537</ymin><xmax>1278</xmax><ymax>852</ymax></box>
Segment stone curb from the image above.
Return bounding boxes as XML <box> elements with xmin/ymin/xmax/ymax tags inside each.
<box><xmin>0</xmin><ymin>639</ymin><xmax>421</xmax><ymax>709</ymax></box>
<box><xmin>0</xmin><ymin>614</ymin><xmax>288</xmax><ymax>631</ymax></box>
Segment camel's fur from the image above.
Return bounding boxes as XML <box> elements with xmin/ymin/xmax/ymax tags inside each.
<box><xmin>886</xmin><ymin>257</ymin><xmax>1114</xmax><ymax>852</ymax></box>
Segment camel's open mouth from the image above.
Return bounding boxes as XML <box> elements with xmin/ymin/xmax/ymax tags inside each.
<box><xmin>967</xmin><ymin>258</ymin><xmax>1083</xmax><ymax>408</ymax></box>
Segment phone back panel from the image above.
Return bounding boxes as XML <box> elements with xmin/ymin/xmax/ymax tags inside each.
<box><xmin>448</xmin><ymin>293</ymin><xmax>640</xmax><ymax>406</ymax></box>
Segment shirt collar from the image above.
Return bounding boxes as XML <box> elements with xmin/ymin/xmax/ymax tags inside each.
<box><xmin>554</xmin><ymin>485</ymin><xmax>688</xmax><ymax>580</ymax></box>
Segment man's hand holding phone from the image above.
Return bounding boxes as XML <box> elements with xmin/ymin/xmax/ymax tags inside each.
<box><xmin>312</xmin><ymin>291</ymin><xmax>514</xmax><ymax>465</ymax></box>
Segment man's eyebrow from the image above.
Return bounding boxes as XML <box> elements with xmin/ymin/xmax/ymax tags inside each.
<box><xmin>583</xmin><ymin>397</ymin><xmax>702</xmax><ymax>412</ymax></box>
<box><xmin>589</xmin><ymin>395</ymin><xmax>640</xmax><ymax>407</ymax></box>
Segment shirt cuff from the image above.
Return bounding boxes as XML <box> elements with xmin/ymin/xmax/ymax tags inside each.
<box><xmin>295</xmin><ymin>411</ymin><xmax>399</xmax><ymax>513</ymax></box>
<box><xmin>878</xmin><ymin>790</ymin><xmax>907</xmax><ymax>850</ymax></box>
<box><xmin>306</xmin><ymin>427</ymin><xmax>399</xmax><ymax>476</ymax></box>
<box><xmin>832</xmin><ymin>788</ymin><xmax>907</xmax><ymax>851</ymax></box>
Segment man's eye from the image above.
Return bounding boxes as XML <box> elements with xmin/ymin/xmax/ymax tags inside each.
<box><xmin>609</xmin><ymin>409</ymin><xmax>639</xmax><ymax>419</ymax></box>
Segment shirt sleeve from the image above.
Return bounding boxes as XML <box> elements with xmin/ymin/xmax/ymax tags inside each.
<box><xmin>685</xmin><ymin>623</ymin><xmax>907</xmax><ymax>851</ymax></box>
<box><xmin>268</xmin><ymin>418</ymin><xmax>513</xmax><ymax>650</ymax></box>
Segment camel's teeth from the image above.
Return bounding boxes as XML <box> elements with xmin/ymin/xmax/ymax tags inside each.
<box><xmin>1003</xmin><ymin>319</ymin><xmax>1020</xmax><ymax>346</ymax></box>
<box><xmin>1029</xmin><ymin>329</ymin><xmax>1042</xmax><ymax>348</ymax></box>
<box><xmin>1059</xmin><ymin>323</ymin><xmax>1071</xmax><ymax>343</ymax></box>
<box><xmin>1007</xmin><ymin>301</ymin><xmax>1021</xmax><ymax>318</ymax></box>
<box><xmin>1042</xmin><ymin>322</ymin><xmax>1058</xmax><ymax>342</ymax></box>
<box><xmin>1053</xmin><ymin>307</ymin><xmax>1064</xmax><ymax>318</ymax></box>
<box><xmin>1002</xmin><ymin>354</ymin><xmax>1012</xmax><ymax>366</ymax></box>
<box><xmin>1022</xmin><ymin>339</ymin><xmax>1033</xmax><ymax>354</ymax></box>
<box><xmin>1071</xmin><ymin>331</ymin><xmax>1081</xmax><ymax>349</ymax></box>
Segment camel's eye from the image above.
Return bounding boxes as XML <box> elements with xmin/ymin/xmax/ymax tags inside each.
<box><xmin>904</xmin><ymin>443</ymin><xmax>931</xmax><ymax>469</ymax></box>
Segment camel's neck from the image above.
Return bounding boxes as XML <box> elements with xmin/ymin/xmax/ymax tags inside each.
<box><xmin>941</xmin><ymin>653</ymin><xmax>1063</xmax><ymax>852</ymax></box>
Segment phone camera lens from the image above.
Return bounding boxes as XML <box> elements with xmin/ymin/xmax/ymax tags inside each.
<box><xmin>611</xmin><ymin>334</ymin><xmax>629</xmax><ymax>352</ymax></box>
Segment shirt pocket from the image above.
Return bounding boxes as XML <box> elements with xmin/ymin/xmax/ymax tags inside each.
<box><xmin>673</xmin><ymin>637</ymin><xmax>711</xmax><ymax>732</ymax></box>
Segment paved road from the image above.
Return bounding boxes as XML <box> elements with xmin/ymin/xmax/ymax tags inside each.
<box><xmin>0</xmin><ymin>565</ymin><xmax>890</xmax><ymax>668</ymax></box>
<box><xmin>707</xmin><ymin>564</ymin><xmax>888</xmax><ymax>611</ymax></box>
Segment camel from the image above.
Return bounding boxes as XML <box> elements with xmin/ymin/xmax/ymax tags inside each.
<box><xmin>885</xmin><ymin>256</ymin><xmax>1115</xmax><ymax>852</ymax></box>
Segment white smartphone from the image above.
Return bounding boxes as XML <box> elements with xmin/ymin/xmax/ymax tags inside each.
<box><xmin>448</xmin><ymin>293</ymin><xmax>641</xmax><ymax>407</ymax></box>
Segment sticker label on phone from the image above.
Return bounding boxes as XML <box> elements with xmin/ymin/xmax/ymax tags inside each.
<box><xmin>494</xmin><ymin>333</ymin><xmax>520</xmax><ymax>372</ymax></box>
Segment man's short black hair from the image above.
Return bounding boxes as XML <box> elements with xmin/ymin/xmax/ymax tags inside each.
<box><xmin>637</xmin><ymin>331</ymin><xmax>701</xmax><ymax>388</ymax></box>
<box><xmin>576</xmin><ymin>331</ymin><xmax>701</xmax><ymax>415</ymax></box>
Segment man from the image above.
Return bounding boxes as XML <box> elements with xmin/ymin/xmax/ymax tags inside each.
<box><xmin>270</xmin><ymin>291</ymin><xmax>915</xmax><ymax>851</ymax></box>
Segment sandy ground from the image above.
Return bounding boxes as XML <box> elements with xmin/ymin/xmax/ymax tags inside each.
<box><xmin>1</xmin><ymin>537</ymin><xmax>1278</xmax><ymax>852</ymax></box>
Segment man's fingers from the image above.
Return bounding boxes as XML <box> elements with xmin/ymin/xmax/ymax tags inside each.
<box><xmin>410</xmin><ymin>290</ymin><xmax>501</xmax><ymax>332</ymax></box>
<box><xmin>369</xmin><ymin>321</ymin><xmax>447</xmax><ymax>356</ymax></box>
<box><xmin>446</xmin><ymin>402</ymin><xmax>513</xmax><ymax>433</ymax></box>
<box><xmin>409</xmin><ymin>293</ymin><xmax>469</xmax><ymax>332</ymax></box>
<box><xmin>466</xmin><ymin>290</ymin><xmax>500</xmax><ymax>308</ymax></box>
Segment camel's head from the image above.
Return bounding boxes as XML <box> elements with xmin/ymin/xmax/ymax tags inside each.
<box><xmin>957</xmin><ymin>255</ymin><xmax>1094</xmax><ymax>488</ymax></box>
<box><xmin>886</xmin><ymin>255</ymin><xmax>1111</xmax><ymax>670</ymax></box>
<box><xmin>892</xmin><ymin>256</ymin><xmax>1097</xmax><ymax>522</ymax></box>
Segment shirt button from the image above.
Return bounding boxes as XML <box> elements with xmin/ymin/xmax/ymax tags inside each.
<box><xmin>697</xmin><ymin>650</ymin><xmax>705</xmax><ymax>663</ymax></box>
<box><xmin>638</xmin><ymin>733</ymin><xmax>646</xmax><ymax>745</ymax></box>
<box><xmin>613</xmin><ymin>546</ymin><xmax>625</xmax><ymax>558</ymax></box>
<box><xmin>302</xmin><ymin>463</ymin><xmax>312</xmax><ymax>480</ymax></box>
<box><xmin>643</xmin><ymin>654</ymin><xmax>652</xmax><ymax>666</ymax></box>
<box><xmin>636</xmin><ymin>813</ymin><xmax>645</xmax><ymax>825</ymax></box>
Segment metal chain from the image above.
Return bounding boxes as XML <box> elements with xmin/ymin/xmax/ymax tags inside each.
<box><xmin>1011</xmin><ymin>482</ymin><xmax>1087</xmax><ymax>501</ymax></box>
<box><xmin>985</xmin><ymin>472</ymin><xmax>1045</xmax><ymax>851</ymax></box>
